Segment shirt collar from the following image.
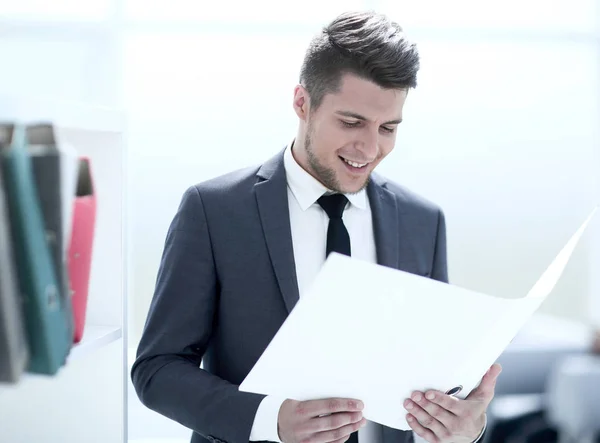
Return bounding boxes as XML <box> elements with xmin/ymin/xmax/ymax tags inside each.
<box><xmin>283</xmin><ymin>139</ymin><xmax>367</xmax><ymax>211</ymax></box>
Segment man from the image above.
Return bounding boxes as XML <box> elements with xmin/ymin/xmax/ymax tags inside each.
<box><xmin>131</xmin><ymin>10</ymin><xmax>501</xmax><ymax>443</ymax></box>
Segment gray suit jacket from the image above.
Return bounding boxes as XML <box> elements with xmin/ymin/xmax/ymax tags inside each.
<box><xmin>131</xmin><ymin>149</ymin><xmax>449</xmax><ymax>443</ymax></box>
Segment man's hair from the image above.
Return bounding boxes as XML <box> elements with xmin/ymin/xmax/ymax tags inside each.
<box><xmin>299</xmin><ymin>11</ymin><xmax>420</xmax><ymax>110</ymax></box>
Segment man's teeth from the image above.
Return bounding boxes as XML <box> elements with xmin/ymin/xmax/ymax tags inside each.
<box><xmin>342</xmin><ymin>158</ymin><xmax>367</xmax><ymax>168</ymax></box>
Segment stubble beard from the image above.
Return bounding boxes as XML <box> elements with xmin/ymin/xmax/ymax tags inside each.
<box><xmin>304</xmin><ymin>120</ymin><xmax>370</xmax><ymax>195</ymax></box>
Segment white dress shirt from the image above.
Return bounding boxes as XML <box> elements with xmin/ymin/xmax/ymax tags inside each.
<box><xmin>248</xmin><ymin>141</ymin><xmax>382</xmax><ymax>443</ymax></box>
<box><xmin>249</xmin><ymin>142</ymin><xmax>484</xmax><ymax>443</ymax></box>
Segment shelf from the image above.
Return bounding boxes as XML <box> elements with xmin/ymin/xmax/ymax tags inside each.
<box><xmin>0</xmin><ymin>87</ymin><xmax>126</xmax><ymax>441</ymax></box>
<box><xmin>0</xmin><ymin>322</ymin><xmax>123</xmax><ymax>442</ymax></box>
<box><xmin>0</xmin><ymin>94</ymin><xmax>125</xmax><ymax>133</ymax></box>
<box><xmin>0</xmin><ymin>325</ymin><xmax>121</xmax><ymax>389</ymax></box>
<box><xmin>70</xmin><ymin>324</ymin><xmax>122</xmax><ymax>361</ymax></box>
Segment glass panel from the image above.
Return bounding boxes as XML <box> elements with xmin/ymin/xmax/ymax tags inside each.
<box><xmin>378</xmin><ymin>0</ymin><xmax>599</xmax><ymax>33</ymax></box>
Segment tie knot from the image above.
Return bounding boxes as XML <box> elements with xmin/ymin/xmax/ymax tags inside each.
<box><xmin>317</xmin><ymin>193</ymin><xmax>348</xmax><ymax>219</ymax></box>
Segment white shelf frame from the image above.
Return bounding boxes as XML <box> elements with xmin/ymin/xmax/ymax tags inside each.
<box><xmin>0</xmin><ymin>94</ymin><xmax>128</xmax><ymax>443</ymax></box>
<box><xmin>69</xmin><ymin>324</ymin><xmax>123</xmax><ymax>361</ymax></box>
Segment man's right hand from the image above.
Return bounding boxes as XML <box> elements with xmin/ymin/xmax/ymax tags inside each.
<box><xmin>277</xmin><ymin>398</ymin><xmax>366</xmax><ymax>443</ymax></box>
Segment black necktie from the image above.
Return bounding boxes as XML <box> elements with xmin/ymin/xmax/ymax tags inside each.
<box><xmin>317</xmin><ymin>193</ymin><xmax>351</xmax><ymax>257</ymax></box>
<box><xmin>317</xmin><ymin>194</ymin><xmax>358</xmax><ymax>443</ymax></box>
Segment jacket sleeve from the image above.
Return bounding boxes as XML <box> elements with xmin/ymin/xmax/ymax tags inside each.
<box><xmin>430</xmin><ymin>208</ymin><xmax>449</xmax><ymax>284</ymax></box>
<box><xmin>130</xmin><ymin>185</ymin><xmax>265</xmax><ymax>443</ymax></box>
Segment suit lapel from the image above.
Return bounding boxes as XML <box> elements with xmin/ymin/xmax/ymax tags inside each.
<box><xmin>367</xmin><ymin>176</ymin><xmax>399</xmax><ymax>269</ymax></box>
<box><xmin>368</xmin><ymin>175</ymin><xmax>422</xmax><ymax>274</ymax></box>
<box><xmin>255</xmin><ymin>150</ymin><xmax>300</xmax><ymax>313</ymax></box>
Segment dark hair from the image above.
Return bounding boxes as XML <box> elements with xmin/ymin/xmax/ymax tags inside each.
<box><xmin>299</xmin><ymin>11</ymin><xmax>420</xmax><ymax>110</ymax></box>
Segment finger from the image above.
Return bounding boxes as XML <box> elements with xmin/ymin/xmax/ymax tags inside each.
<box><xmin>420</xmin><ymin>390</ymin><xmax>462</xmax><ymax>415</ymax></box>
<box><xmin>309</xmin><ymin>411</ymin><xmax>363</xmax><ymax>432</ymax></box>
<box><xmin>407</xmin><ymin>414</ymin><xmax>439</xmax><ymax>443</ymax></box>
<box><xmin>467</xmin><ymin>363</ymin><xmax>502</xmax><ymax>402</ymax></box>
<box><xmin>404</xmin><ymin>400</ymin><xmax>451</xmax><ymax>441</ymax></box>
<box><xmin>410</xmin><ymin>392</ymin><xmax>458</xmax><ymax>429</ymax></box>
<box><xmin>311</xmin><ymin>418</ymin><xmax>367</xmax><ymax>443</ymax></box>
<box><xmin>301</xmin><ymin>399</ymin><xmax>364</xmax><ymax>417</ymax></box>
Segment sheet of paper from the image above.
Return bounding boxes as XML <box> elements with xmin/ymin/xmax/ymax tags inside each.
<box><xmin>58</xmin><ymin>141</ymin><xmax>79</xmax><ymax>253</ymax></box>
<box><xmin>239</xmin><ymin>207</ymin><xmax>597</xmax><ymax>431</ymax></box>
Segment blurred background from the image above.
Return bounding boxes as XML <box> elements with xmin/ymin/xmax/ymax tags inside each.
<box><xmin>1</xmin><ymin>0</ymin><xmax>600</xmax><ymax>442</ymax></box>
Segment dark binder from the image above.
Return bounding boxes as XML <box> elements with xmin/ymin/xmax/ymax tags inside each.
<box><xmin>26</xmin><ymin>124</ymin><xmax>75</xmax><ymax>347</ymax></box>
<box><xmin>0</xmin><ymin>123</ymin><xmax>71</xmax><ymax>375</ymax></box>
<box><xmin>0</xmin><ymin>125</ymin><xmax>29</xmax><ymax>383</ymax></box>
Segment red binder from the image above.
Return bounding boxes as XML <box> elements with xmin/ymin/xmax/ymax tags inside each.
<box><xmin>68</xmin><ymin>157</ymin><xmax>96</xmax><ymax>343</ymax></box>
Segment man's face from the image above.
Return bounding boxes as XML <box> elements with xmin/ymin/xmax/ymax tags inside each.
<box><xmin>293</xmin><ymin>73</ymin><xmax>408</xmax><ymax>194</ymax></box>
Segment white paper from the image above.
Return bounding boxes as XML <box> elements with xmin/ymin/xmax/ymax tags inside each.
<box><xmin>58</xmin><ymin>141</ymin><xmax>79</xmax><ymax>253</ymax></box>
<box><xmin>239</xmin><ymin>207</ymin><xmax>597</xmax><ymax>430</ymax></box>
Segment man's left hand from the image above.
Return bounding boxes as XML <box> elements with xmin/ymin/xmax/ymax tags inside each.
<box><xmin>403</xmin><ymin>363</ymin><xmax>502</xmax><ymax>443</ymax></box>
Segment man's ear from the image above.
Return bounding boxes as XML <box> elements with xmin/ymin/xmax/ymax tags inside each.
<box><xmin>293</xmin><ymin>84</ymin><xmax>310</xmax><ymax>121</ymax></box>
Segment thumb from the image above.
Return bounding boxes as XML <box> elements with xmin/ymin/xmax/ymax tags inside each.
<box><xmin>467</xmin><ymin>363</ymin><xmax>502</xmax><ymax>402</ymax></box>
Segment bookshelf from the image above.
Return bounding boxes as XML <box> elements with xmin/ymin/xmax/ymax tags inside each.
<box><xmin>0</xmin><ymin>94</ymin><xmax>127</xmax><ymax>443</ymax></box>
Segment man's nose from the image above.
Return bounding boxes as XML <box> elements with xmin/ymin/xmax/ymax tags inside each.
<box><xmin>359</xmin><ymin>129</ymin><xmax>379</xmax><ymax>160</ymax></box>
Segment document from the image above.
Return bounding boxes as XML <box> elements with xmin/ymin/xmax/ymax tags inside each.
<box><xmin>239</xmin><ymin>207</ymin><xmax>597</xmax><ymax>431</ymax></box>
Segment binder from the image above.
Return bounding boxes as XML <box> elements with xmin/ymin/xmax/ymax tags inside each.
<box><xmin>68</xmin><ymin>157</ymin><xmax>96</xmax><ymax>343</ymax></box>
<box><xmin>27</xmin><ymin>124</ymin><xmax>75</xmax><ymax>347</ymax></box>
<box><xmin>0</xmin><ymin>126</ymin><xmax>29</xmax><ymax>383</ymax></box>
<box><xmin>0</xmin><ymin>123</ymin><xmax>71</xmax><ymax>375</ymax></box>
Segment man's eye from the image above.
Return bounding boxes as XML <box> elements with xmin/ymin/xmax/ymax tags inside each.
<box><xmin>341</xmin><ymin>121</ymin><xmax>359</xmax><ymax>128</ymax></box>
<box><xmin>381</xmin><ymin>126</ymin><xmax>395</xmax><ymax>134</ymax></box>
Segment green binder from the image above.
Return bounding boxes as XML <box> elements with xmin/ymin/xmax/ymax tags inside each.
<box><xmin>0</xmin><ymin>123</ymin><xmax>71</xmax><ymax>375</ymax></box>
<box><xmin>0</xmin><ymin>139</ymin><xmax>29</xmax><ymax>383</ymax></box>
<box><xmin>27</xmin><ymin>124</ymin><xmax>75</xmax><ymax>346</ymax></box>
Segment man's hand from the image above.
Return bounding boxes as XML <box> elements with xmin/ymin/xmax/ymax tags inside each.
<box><xmin>403</xmin><ymin>363</ymin><xmax>502</xmax><ymax>443</ymax></box>
<box><xmin>278</xmin><ymin>398</ymin><xmax>366</xmax><ymax>443</ymax></box>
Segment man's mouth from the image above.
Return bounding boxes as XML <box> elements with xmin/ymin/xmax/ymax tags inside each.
<box><xmin>339</xmin><ymin>156</ymin><xmax>368</xmax><ymax>169</ymax></box>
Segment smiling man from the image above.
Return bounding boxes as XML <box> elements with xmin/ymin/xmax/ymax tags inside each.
<box><xmin>131</xmin><ymin>10</ymin><xmax>500</xmax><ymax>443</ymax></box>
<box><xmin>293</xmin><ymin>74</ymin><xmax>404</xmax><ymax>195</ymax></box>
